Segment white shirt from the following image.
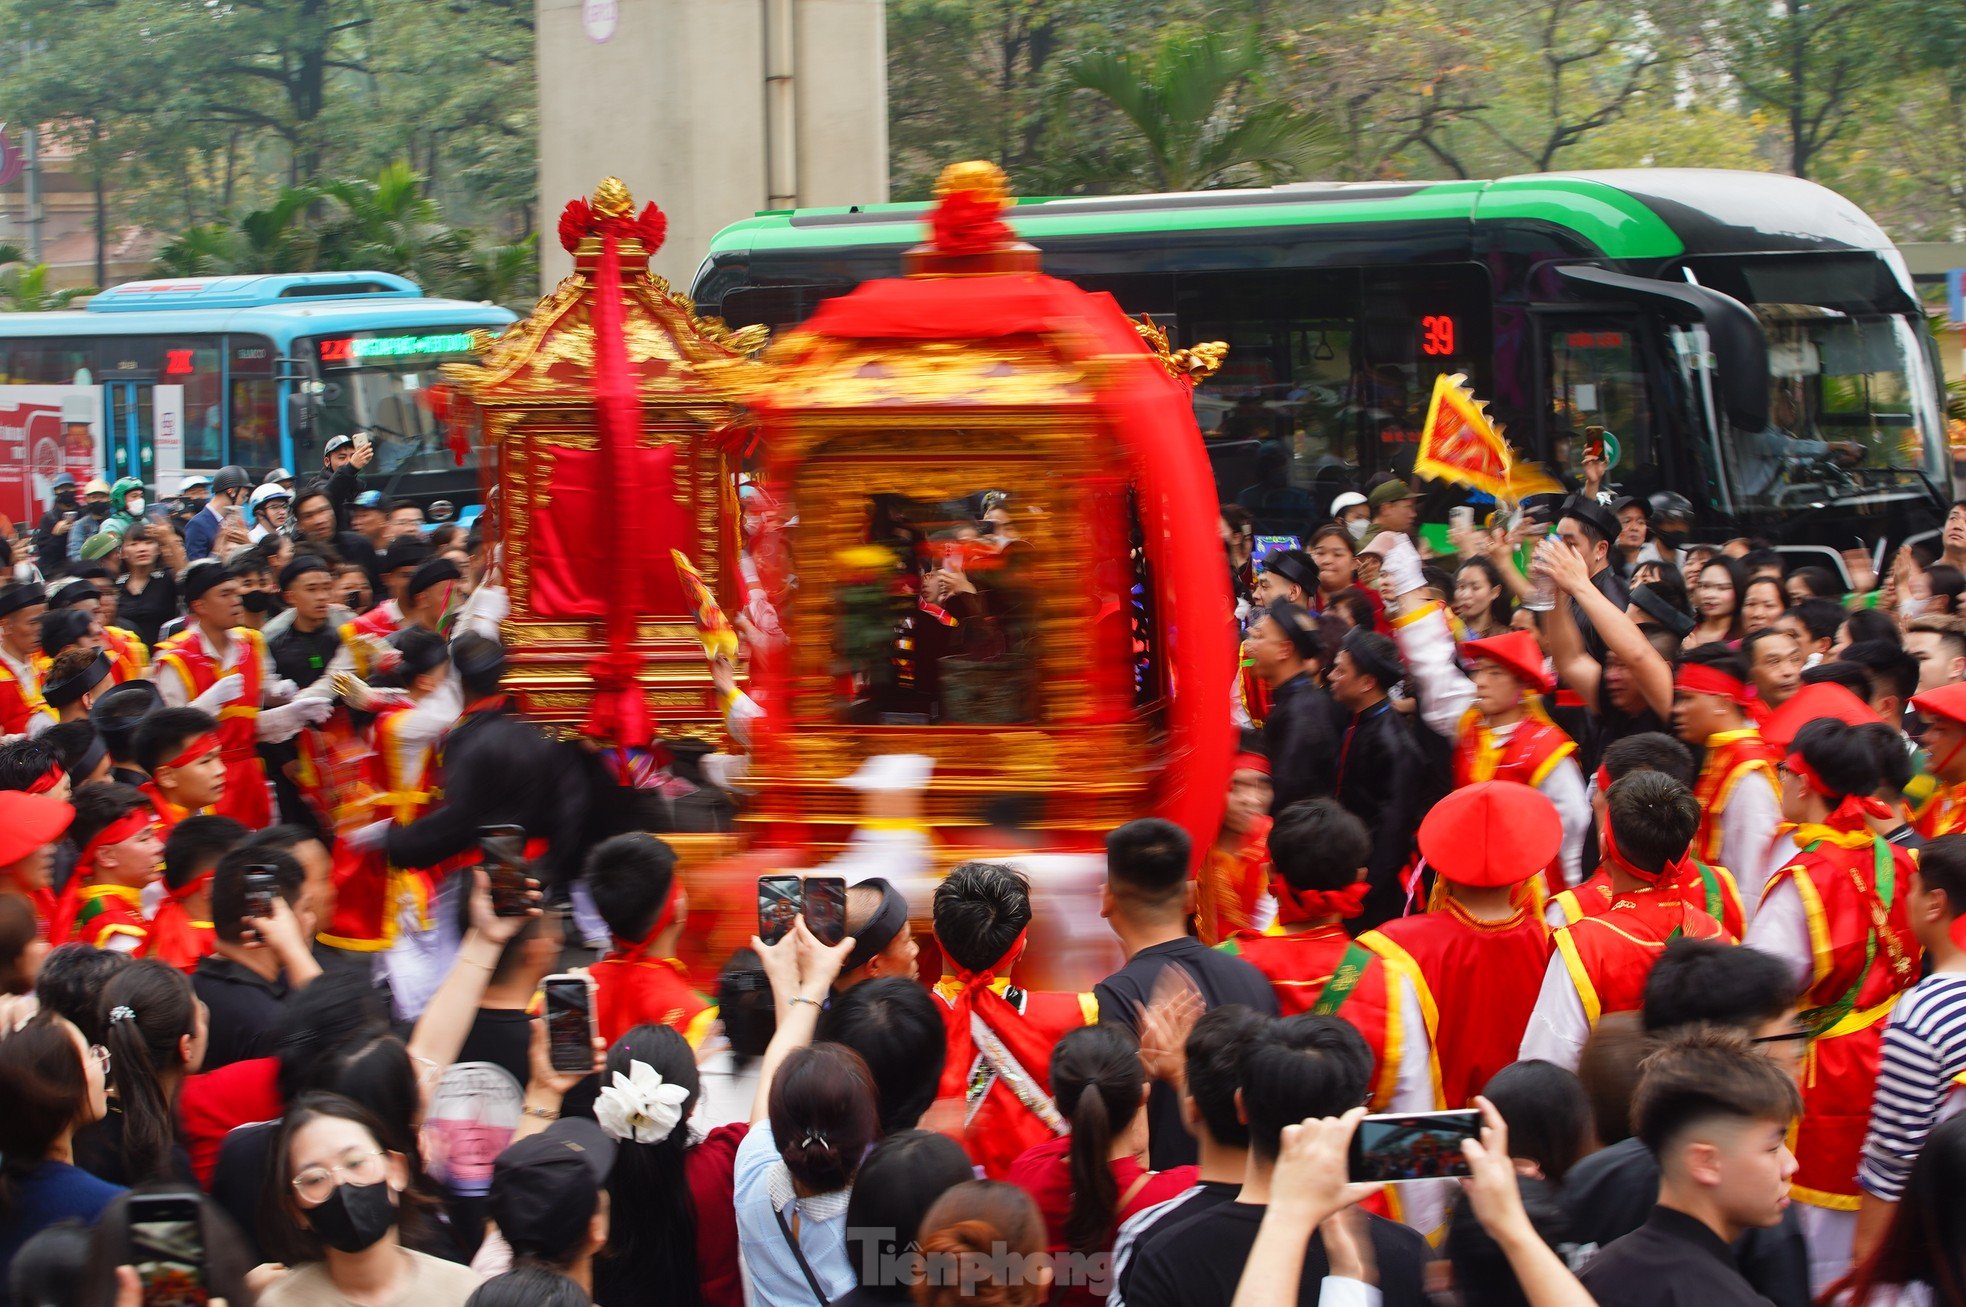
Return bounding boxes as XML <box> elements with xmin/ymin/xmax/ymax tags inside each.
<box><xmin>1518</xmin><ymin>949</ymin><xmax>1592</xmax><ymax>1070</ymax></box>
<box><xmin>1717</xmin><ymin>766</ymin><xmax>1782</xmax><ymax>904</ymax></box>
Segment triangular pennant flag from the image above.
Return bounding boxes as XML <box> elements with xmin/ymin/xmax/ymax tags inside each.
<box><xmin>672</xmin><ymin>549</ymin><xmax>739</xmax><ymax>662</ymax></box>
<box><xmin>1414</xmin><ymin>372</ymin><xmax>1512</xmax><ymax>497</ymax></box>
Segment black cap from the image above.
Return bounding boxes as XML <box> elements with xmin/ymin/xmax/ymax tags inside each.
<box><xmin>278</xmin><ymin>555</ymin><xmax>333</xmax><ymax>591</ymax></box>
<box><xmin>180</xmin><ymin>559</ymin><xmax>230</xmax><ymax>605</ymax></box>
<box><xmin>488</xmin><ymin>1118</ymin><xmax>617</xmax><ymax>1261</ymax></box>
<box><xmin>0</xmin><ymin>585</ymin><xmax>45</xmax><ymax>620</ymax></box>
<box><xmin>90</xmin><ymin>680</ymin><xmax>163</xmax><ymax>757</ymax></box>
<box><xmin>43</xmin><ymin>653</ymin><xmax>111</xmax><ymax>710</ymax></box>
<box><xmin>47</xmin><ymin>579</ymin><xmax>98</xmax><ymax>610</ymax></box>
<box><xmin>1260</xmin><ymin>548</ymin><xmax>1319</xmax><ymax>595</ymax></box>
<box><xmin>1611</xmin><ymin>495</ymin><xmax>1651</xmax><ymax>524</ymax></box>
<box><xmin>38</xmin><ymin>609</ymin><xmax>93</xmax><ymax>658</ymax></box>
<box><xmin>1560</xmin><ymin>495</ymin><xmax>1621</xmax><ymax>545</ymax></box>
<box><xmin>212</xmin><ymin>465</ymin><xmax>253</xmax><ymax>494</ymax></box>
<box><xmin>381</xmin><ymin>535</ymin><xmax>432</xmax><ymax>575</ymax></box>
<box><xmin>323</xmin><ymin>433</ymin><xmax>355</xmax><ymax>458</ymax></box>
<box><xmin>1631</xmin><ymin>584</ymin><xmax>1697</xmax><ymax>638</ymax></box>
<box><xmin>841</xmin><ymin>878</ymin><xmax>910</xmax><ymax>974</ymax></box>
<box><xmin>1265</xmin><ymin>600</ymin><xmax>1328</xmax><ymax>662</ymax></box>
<box><xmin>404</xmin><ymin>556</ymin><xmax>462</xmax><ymax>601</ymax></box>
<box><xmin>1341</xmin><ymin>627</ymin><xmax>1405</xmax><ymax>689</ymax></box>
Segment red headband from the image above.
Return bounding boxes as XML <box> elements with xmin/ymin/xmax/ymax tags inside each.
<box><xmin>169</xmin><ymin>869</ymin><xmax>213</xmax><ymax>903</ymax></box>
<box><xmin>1784</xmin><ymin>751</ymin><xmax>1890</xmax><ymax>833</ymax></box>
<box><xmin>25</xmin><ymin>763</ymin><xmax>64</xmax><ymax>796</ymax></box>
<box><xmin>79</xmin><ymin>809</ymin><xmax>154</xmax><ymax>872</ymax></box>
<box><xmin>1271</xmin><ymin>876</ymin><xmax>1370</xmax><ymax>925</ymax></box>
<box><xmin>939</xmin><ymin>926</ymin><xmax>1028</xmax><ymax>989</ymax></box>
<box><xmin>1598</xmin><ymin>817</ymin><xmax>1686</xmax><ymax>887</ymax></box>
<box><xmin>1231</xmin><ymin>752</ymin><xmax>1271</xmax><ymax>777</ymax></box>
<box><xmin>161</xmin><ymin>732</ymin><xmax>221</xmax><ymax>772</ymax></box>
<box><xmin>1675</xmin><ymin>664</ymin><xmax>1752</xmax><ymax>707</ymax></box>
<box><xmin>611</xmin><ymin>879</ymin><xmax>679</xmax><ymax>955</ymax></box>
<box><xmin>1593</xmin><ymin>763</ymin><xmax>1611</xmax><ymax>793</ymax></box>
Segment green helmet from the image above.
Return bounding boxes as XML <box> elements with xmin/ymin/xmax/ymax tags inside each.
<box><xmin>109</xmin><ymin>476</ymin><xmax>145</xmax><ymax>508</ymax></box>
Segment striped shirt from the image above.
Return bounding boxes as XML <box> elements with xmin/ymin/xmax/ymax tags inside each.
<box><xmin>1858</xmin><ymin>973</ymin><xmax>1966</xmax><ymax>1202</ymax></box>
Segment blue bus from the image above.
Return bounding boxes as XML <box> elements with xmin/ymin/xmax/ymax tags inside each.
<box><xmin>0</xmin><ymin>271</ymin><xmax>515</xmax><ymax>504</ymax></box>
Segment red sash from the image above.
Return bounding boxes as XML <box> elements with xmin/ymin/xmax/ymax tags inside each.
<box><xmin>1691</xmin><ymin>729</ymin><xmax>1779</xmax><ymax>864</ymax></box>
<box><xmin>142</xmin><ymin>902</ymin><xmax>214</xmax><ymax>972</ymax></box>
<box><xmin>156</xmin><ymin>628</ymin><xmax>270</xmax><ymax>829</ymax></box>
<box><xmin>1554</xmin><ymin>885</ymin><xmax>1730</xmax><ymax>1026</ymax></box>
<box><xmin>932</xmin><ymin>978</ymin><xmax>1092</xmax><ymax>1180</ymax></box>
<box><xmin>589</xmin><ymin>954</ymin><xmax>715</xmax><ymax>1046</ymax></box>
<box><xmin>140</xmin><ymin>782</ymin><xmax>203</xmax><ymax>834</ymax></box>
<box><xmin>1223</xmin><ymin>925</ymin><xmax>1354</xmax><ymax>1017</ymax></box>
<box><xmin>1768</xmin><ymin>835</ymin><xmax>1918</xmax><ymax>1209</ymax></box>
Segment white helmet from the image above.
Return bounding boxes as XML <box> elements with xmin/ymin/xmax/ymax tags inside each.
<box><xmin>249</xmin><ymin>481</ymin><xmax>292</xmax><ymax>517</ymax></box>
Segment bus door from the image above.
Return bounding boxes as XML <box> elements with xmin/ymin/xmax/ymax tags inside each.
<box><xmin>1531</xmin><ymin>309</ymin><xmax>1669</xmax><ymax>501</ymax></box>
<box><xmin>101</xmin><ymin>380</ymin><xmax>156</xmax><ymax>486</ymax></box>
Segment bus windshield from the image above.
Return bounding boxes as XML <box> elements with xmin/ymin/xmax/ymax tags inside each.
<box><xmin>1719</xmin><ymin>308</ymin><xmax>1946</xmax><ymax>512</ymax></box>
<box><xmin>305</xmin><ymin>329</ymin><xmax>483</xmax><ymax>476</ymax></box>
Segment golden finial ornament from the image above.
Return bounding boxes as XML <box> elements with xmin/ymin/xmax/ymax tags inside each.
<box><xmin>591</xmin><ymin>176</ymin><xmax>635</xmax><ymax>219</ymax></box>
<box><xmin>933</xmin><ymin>161</ymin><xmax>1012</xmax><ymax>210</ymax></box>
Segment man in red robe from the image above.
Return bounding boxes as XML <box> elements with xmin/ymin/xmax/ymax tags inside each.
<box><xmin>1520</xmin><ymin>769</ymin><xmax>1730</xmax><ymax>1070</ymax></box>
<box><xmin>1673</xmin><ymin>644</ymin><xmax>1781</xmax><ymax>895</ymax></box>
<box><xmin>1314</xmin><ymin>780</ymin><xmax>1556</xmax><ymax>1115</ymax></box>
<box><xmin>585</xmin><ymin>832</ymin><xmax>716</xmax><ymax>1048</ymax></box>
<box><xmin>0</xmin><ymin>584</ymin><xmax>54</xmax><ymax>737</ymax></box>
<box><xmin>51</xmin><ymin>783</ymin><xmax>163</xmax><ymax>952</ymax></box>
<box><xmin>1744</xmin><ymin>717</ymin><xmax>1919</xmax><ymax>1291</ymax></box>
<box><xmin>144</xmin><ymin>813</ymin><xmax>246</xmax><ymax>973</ymax></box>
<box><xmin>1912</xmin><ymin>680</ymin><xmax>1966</xmax><ymax>838</ymax></box>
<box><xmin>132</xmin><ymin>708</ymin><xmax>227</xmax><ymax>833</ymax></box>
<box><xmin>0</xmin><ymin>789</ymin><xmax>74</xmax><ymax>937</ymax></box>
<box><xmin>1219</xmin><ymin>797</ymin><xmax>1376</xmax><ymax>1020</ymax></box>
<box><xmin>1195</xmin><ymin>749</ymin><xmax>1275</xmax><ymax>945</ymax></box>
<box><xmin>930</xmin><ymin>861</ymin><xmax>1095</xmax><ymax>1179</ymax></box>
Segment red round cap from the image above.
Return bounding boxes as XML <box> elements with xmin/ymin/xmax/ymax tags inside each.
<box><xmin>0</xmin><ymin>791</ymin><xmax>74</xmax><ymax>867</ymax></box>
<box><xmin>1913</xmin><ymin>680</ymin><xmax>1966</xmax><ymax>729</ymax></box>
<box><xmin>1762</xmin><ymin>682</ymin><xmax>1879</xmax><ymax>752</ymax></box>
<box><xmin>1459</xmin><ymin>630</ymin><xmax>1554</xmax><ymax>694</ymax></box>
<box><xmin>1418</xmin><ymin>780</ymin><xmax>1561</xmax><ymax>888</ymax></box>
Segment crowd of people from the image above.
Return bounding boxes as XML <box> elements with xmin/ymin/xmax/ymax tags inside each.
<box><xmin>2</xmin><ymin>434</ymin><xmax>1966</xmax><ymax>1307</ymax></box>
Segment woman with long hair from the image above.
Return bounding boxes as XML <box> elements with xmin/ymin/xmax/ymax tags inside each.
<box><xmin>85</xmin><ymin>959</ymin><xmax>206</xmax><ymax>1186</ymax></box>
<box><xmin>838</xmin><ymin>1131</ymin><xmax>978</xmax><ymax>1307</ymax></box>
<box><xmin>1840</xmin><ymin>1112</ymin><xmax>1966</xmax><ymax>1306</ymax></box>
<box><xmin>913</xmin><ymin>1181</ymin><xmax>1051</xmax><ymax>1307</ymax></box>
<box><xmin>1306</xmin><ymin>525</ymin><xmax>1385</xmax><ymax>625</ymax></box>
<box><xmin>0</xmin><ymin>1014</ymin><xmax>117</xmax><ymax>1276</ymax></box>
<box><xmin>1005</xmin><ymin>1025</ymin><xmax>1195</xmax><ymax>1307</ymax></box>
<box><xmin>114</xmin><ymin>524</ymin><xmax>178</xmax><ymax>649</ymax></box>
<box><xmin>1454</xmin><ymin>556</ymin><xmax>1514</xmax><ymax>639</ymax></box>
<box><xmin>593</xmin><ymin>1023</ymin><xmax>749</xmax><ymax>1307</ymax></box>
<box><xmin>1689</xmin><ymin>556</ymin><xmax>1748</xmax><ymax>648</ymax></box>
<box><xmin>1479</xmin><ymin>1060</ymin><xmax>1594</xmax><ymax>1186</ymax></box>
<box><xmin>261</xmin><ymin>1093</ymin><xmax>481</xmax><ymax>1307</ymax></box>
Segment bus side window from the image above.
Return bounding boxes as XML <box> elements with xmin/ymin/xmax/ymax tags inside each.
<box><xmin>160</xmin><ymin>337</ymin><xmax>224</xmax><ymax>467</ymax></box>
<box><xmin>1546</xmin><ymin>321</ymin><xmax>1654</xmax><ymax>481</ymax></box>
<box><xmin>227</xmin><ymin>338</ymin><xmax>280</xmax><ymax>470</ymax></box>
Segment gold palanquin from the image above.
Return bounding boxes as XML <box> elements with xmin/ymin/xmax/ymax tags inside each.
<box><xmin>441</xmin><ymin>180</ymin><xmax>766</xmax><ymax>736</ymax></box>
<box><xmin>716</xmin><ymin>332</ymin><xmax>1161</xmax><ymax>853</ymax></box>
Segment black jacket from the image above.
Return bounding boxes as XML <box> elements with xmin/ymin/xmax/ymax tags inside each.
<box><xmin>384</xmin><ymin>703</ymin><xmax>595</xmax><ymax>894</ymax></box>
<box><xmin>1334</xmin><ymin>698</ymin><xmax>1427</xmax><ymax>932</ymax></box>
<box><xmin>326</xmin><ymin>461</ymin><xmax>364</xmax><ymax>533</ymax></box>
<box><xmin>1263</xmin><ymin>673</ymin><xmax>1341</xmax><ymax>815</ymax></box>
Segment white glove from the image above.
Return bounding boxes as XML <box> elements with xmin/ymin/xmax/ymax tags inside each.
<box><xmin>344</xmin><ymin>819</ymin><xmax>392</xmax><ymax>854</ymax></box>
<box><xmin>268</xmin><ymin>678</ymin><xmax>299</xmax><ymax>702</ymax></box>
<box><xmin>293</xmin><ymin>696</ymin><xmax>334</xmax><ymax>728</ymax></box>
<box><xmin>254</xmin><ymin>695</ymin><xmax>335</xmax><ymax>743</ymax></box>
<box><xmin>1364</xmin><ymin>531</ymin><xmax>1427</xmax><ymax>597</ymax></box>
<box><xmin>463</xmin><ymin>583</ymin><xmax>509</xmax><ymax>628</ymax></box>
<box><xmin>190</xmin><ymin>673</ymin><xmax>245</xmax><ymax>713</ymax></box>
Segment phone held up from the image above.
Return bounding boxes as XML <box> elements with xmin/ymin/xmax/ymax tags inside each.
<box><xmin>241</xmin><ymin>864</ymin><xmax>280</xmax><ymax>923</ymax></box>
<box><xmin>479</xmin><ymin>824</ymin><xmax>531</xmax><ymax>917</ymax></box>
<box><xmin>754</xmin><ymin>874</ymin><xmax>849</xmax><ymax>947</ymax></box>
<box><xmin>126</xmin><ymin>1192</ymin><xmax>209</xmax><ymax>1306</ymax></box>
<box><xmin>1347</xmin><ymin>1109</ymin><xmax>1482</xmax><ymax>1184</ymax></box>
<box><xmin>541</xmin><ymin>973</ymin><xmax>598</xmax><ymax>1074</ymax></box>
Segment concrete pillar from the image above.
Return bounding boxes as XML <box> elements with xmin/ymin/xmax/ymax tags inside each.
<box><xmin>535</xmin><ymin>0</ymin><xmax>888</xmax><ymax>291</ymax></box>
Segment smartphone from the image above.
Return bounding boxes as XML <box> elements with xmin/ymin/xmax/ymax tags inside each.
<box><xmin>355</xmin><ymin>431</ymin><xmax>372</xmax><ymax>450</ymax></box>
<box><xmin>62</xmin><ymin>510</ymin><xmax>77</xmax><ymax>523</ymax></box>
<box><xmin>542</xmin><ymin>974</ymin><xmax>597</xmax><ymax>1075</ymax></box>
<box><xmin>758</xmin><ymin>874</ymin><xmax>803</xmax><ymax>945</ymax></box>
<box><xmin>1584</xmin><ymin>432</ymin><xmax>1606</xmax><ymax>462</ymax></box>
<box><xmin>126</xmin><ymin>1192</ymin><xmax>208</xmax><ymax>1306</ymax></box>
<box><xmin>241</xmin><ymin>865</ymin><xmax>279</xmax><ymax>921</ymax></box>
<box><xmin>803</xmin><ymin>875</ymin><xmax>847</xmax><ymax>947</ymax></box>
<box><xmin>1449</xmin><ymin>505</ymin><xmax>1475</xmax><ymax>532</ymax></box>
<box><xmin>479</xmin><ymin>824</ymin><xmax>531</xmax><ymax>917</ymax></box>
<box><xmin>1347</xmin><ymin>1109</ymin><xmax>1482</xmax><ymax>1184</ymax></box>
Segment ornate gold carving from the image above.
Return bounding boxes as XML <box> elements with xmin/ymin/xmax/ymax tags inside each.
<box><xmin>592</xmin><ymin>176</ymin><xmax>634</xmax><ymax>218</ymax></box>
<box><xmin>1133</xmin><ymin>314</ymin><xmax>1229</xmax><ymax>384</ymax></box>
<box><xmin>709</xmin><ymin>336</ymin><xmax>1094</xmax><ymax>411</ymax></box>
<box><xmin>935</xmin><ymin>161</ymin><xmax>1011</xmax><ymax>207</ymax></box>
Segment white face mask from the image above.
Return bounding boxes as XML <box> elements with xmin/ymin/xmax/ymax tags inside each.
<box><xmin>127</xmin><ymin>497</ymin><xmax>145</xmax><ymax>516</ymax></box>
<box><xmin>1346</xmin><ymin>517</ymin><xmax>1368</xmax><ymax>542</ymax></box>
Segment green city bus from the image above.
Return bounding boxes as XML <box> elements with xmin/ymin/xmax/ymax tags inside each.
<box><xmin>691</xmin><ymin>169</ymin><xmax>1951</xmax><ymax>571</ymax></box>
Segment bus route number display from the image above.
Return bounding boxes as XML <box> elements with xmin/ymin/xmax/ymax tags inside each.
<box><xmin>318</xmin><ymin>333</ymin><xmax>477</xmax><ymax>366</ymax></box>
<box><xmin>1420</xmin><ymin>315</ymin><xmax>1456</xmax><ymax>357</ymax></box>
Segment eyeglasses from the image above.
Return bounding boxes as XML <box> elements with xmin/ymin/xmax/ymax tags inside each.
<box><xmin>291</xmin><ymin>1149</ymin><xmax>388</xmax><ymax>1204</ymax></box>
<box><xmin>87</xmin><ymin>1044</ymin><xmax>111</xmax><ymax>1076</ymax></box>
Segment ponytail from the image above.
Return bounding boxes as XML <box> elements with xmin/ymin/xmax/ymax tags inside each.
<box><xmin>1050</xmin><ymin>1025</ymin><xmax>1144</xmax><ymax>1256</ymax></box>
<box><xmin>100</xmin><ymin>961</ymin><xmax>197</xmax><ymax>1184</ymax></box>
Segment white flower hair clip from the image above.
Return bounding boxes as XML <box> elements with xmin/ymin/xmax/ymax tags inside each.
<box><xmin>594</xmin><ymin>1059</ymin><xmax>691</xmax><ymax>1145</ymax></box>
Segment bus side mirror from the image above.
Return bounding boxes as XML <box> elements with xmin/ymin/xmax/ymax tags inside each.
<box><xmin>287</xmin><ymin>393</ymin><xmax>316</xmax><ymax>436</ymax></box>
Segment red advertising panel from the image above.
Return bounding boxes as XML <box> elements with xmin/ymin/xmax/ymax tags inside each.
<box><xmin>0</xmin><ymin>386</ymin><xmax>104</xmax><ymax>532</ymax></box>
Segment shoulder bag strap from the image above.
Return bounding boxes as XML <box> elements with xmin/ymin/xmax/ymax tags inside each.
<box><xmin>772</xmin><ymin>1200</ymin><xmax>834</xmax><ymax>1307</ymax></box>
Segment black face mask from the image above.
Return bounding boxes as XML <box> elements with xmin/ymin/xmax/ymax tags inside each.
<box><xmin>241</xmin><ymin>590</ymin><xmax>281</xmax><ymax>615</ymax></box>
<box><xmin>304</xmin><ymin>1179</ymin><xmax>396</xmax><ymax>1254</ymax></box>
<box><xmin>88</xmin><ymin>501</ymin><xmax>110</xmax><ymax>518</ymax></box>
<box><xmin>54</xmin><ymin>489</ymin><xmax>75</xmax><ymax>505</ymax></box>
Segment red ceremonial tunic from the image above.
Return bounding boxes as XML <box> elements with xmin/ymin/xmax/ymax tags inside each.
<box><xmin>140</xmin><ymin>782</ymin><xmax>206</xmax><ymax>836</ymax></box>
<box><xmin>338</xmin><ymin>604</ymin><xmax>402</xmax><ymax>678</ymax></box>
<box><xmin>1325</xmin><ymin>898</ymin><xmax>1551</xmax><ymax>1110</ymax></box>
<box><xmin>1917</xmin><ymin>783</ymin><xmax>1966</xmax><ymax>839</ymax></box>
<box><xmin>589</xmin><ymin>954</ymin><xmax>717</xmax><ymax>1047</ymax></box>
<box><xmin>1221</xmin><ymin>924</ymin><xmax>1356</xmax><ymax>1017</ymax></box>
<box><xmin>1691</xmin><ymin>729</ymin><xmax>1779</xmax><ymax>865</ymax></box>
<box><xmin>1452</xmin><ymin>706</ymin><xmax>1575</xmax><ymax>889</ymax></box>
<box><xmin>1551</xmin><ymin>858</ymin><xmax>1745</xmax><ymax>938</ymax></box>
<box><xmin>1765</xmin><ymin>832</ymin><xmax>1919</xmax><ymax>1210</ymax></box>
<box><xmin>155</xmin><ymin>627</ymin><xmax>271</xmax><ymax>829</ymax></box>
<box><xmin>0</xmin><ymin>654</ymin><xmax>53</xmax><ymax>736</ymax></box>
<box><xmin>932</xmin><ymin>976</ymin><xmax>1096</xmax><ymax>1180</ymax></box>
<box><xmin>1006</xmin><ymin>1136</ymin><xmax>1198</xmax><ymax>1307</ymax></box>
<box><xmin>322</xmin><ymin>700</ymin><xmax>445</xmax><ymax>952</ymax></box>
<box><xmin>143</xmin><ymin>892</ymin><xmax>215</xmax><ymax>973</ymax></box>
<box><xmin>1195</xmin><ymin>820</ymin><xmax>1271</xmax><ymax>946</ymax></box>
<box><xmin>1552</xmin><ymin>881</ymin><xmax>1731</xmax><ymax>1028</ymax></box>
<box><xmin>53</xmin><ymin>882</ymin><xmax>148</xmax><ymax>951</ymax></box>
